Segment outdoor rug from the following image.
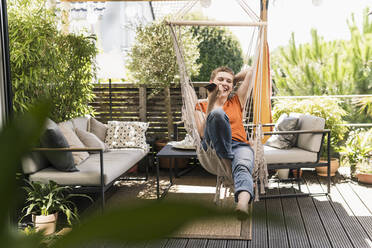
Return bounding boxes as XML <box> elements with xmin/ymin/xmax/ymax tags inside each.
<box><xmin>164</xmin><ymin>174</ymin><xmax>252</xmax><ymax>240</ymax></box>
<box><xmin>108</xmin><ymin>166</ymin><xmax>252</xmax><ymax>240</ymax></box>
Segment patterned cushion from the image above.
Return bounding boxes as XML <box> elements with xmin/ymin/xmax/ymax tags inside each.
<box><xmin>105</xmin><ymin>121</ymin><xmax>149</xmax><ymax>150</ymax></box>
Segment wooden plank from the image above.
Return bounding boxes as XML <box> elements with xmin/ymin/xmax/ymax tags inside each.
<box><xmin>247</xmin><ymin>199</ymin><xmax>267</xmax><ymax>248</ymax></box>
<box><xmin>206</xmin><ymin>239</ymin><xmax>227</xmax><ymax>248</ymax></box>
<box><xmin>316</xmin><ymin>176</ymin><xmax>372</xmax><ymax>248</ymax></box>
<box><xmin>226</xmin><ymin>239</ymin><xmax>247</xmax><ymax>248</ymax></box>
<box><xmin>265</xmin><ymin>181</ymin><xmax>289</xmax><ymax>248</ymax></box>
<box><xmin>185</xmin><ymin>239</ymin><xmax>207</xmax><ymax>248</ymax></box>
<box><xmin>292</xmin><ymin>172</ymin><xmax>332</xmax><ymax>248</ymax></box>
<box><xmin>303</xmin><ymin>173</ymin><xmax>353</xmax><ymax>248</ymax></box>
<box><xmin>139</xmin><ymin>85</ymin><xmax>147</xmax><ymax>122</ymax></box>
<box><xmin>348</xmin><ymin>181</ymin><xmax>372</xmax><ymax>213</ymax></box>
<box><xmin>164</xmin><ymin>238</ymin><xmax>188</xmax><ymax>248</ymax></box>
<box><xmin>279</xmin><ymin>186</ymin><xmax>311</xmax><ymax>248</ymax></box>
<box><xmin>335</xmin><ymin>182</ymin><xmax>372</xmax><ymax>240</ymax></box>
<box><xmin>145</xmin><ymin>239</ymin><xmax>168</xmax><ymax>248</ymax></box>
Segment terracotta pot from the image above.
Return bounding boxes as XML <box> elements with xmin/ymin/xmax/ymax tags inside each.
<box><xmin>292</xmin><ymin>169</ymin><xmax>303</xmax><ymax>178</ymax></box>
<box><xmin>356</xmin><ymin>173</ymin><xmax>372</xmax><ymax>184</ymax></box>
<box><xmin>155</xmin><ymin>139</ymin><xmax>189</xmax><ymax>169</ymax></box>
<box><xmin>32</xmin><ymin>212</ymin><xmax>58</xmax><ymax>235</ymax></box>
<box><xmin>316</xmin><ymin>158</ymin><xmax>339</xmax><ymax>177</ymax></box>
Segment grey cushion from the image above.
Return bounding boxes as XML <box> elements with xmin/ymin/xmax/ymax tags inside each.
<box><xmin>22</xmin><ymin>152</ymin><xmax>50</xmax><ymax>174</ymax></box>
<box><xmin>29</xmin><ymin>148</ymin><xmax>147</xmax><ymax>186</ymax></box>
<box><xmin>290</xmin><ymin>113</ymin><xmax>325</xmax><ymax>152</ymax></box>
<box><xmin>71</xmin><ymin>116</ymin><xmax>90</xmax><ymax>132</ymax></box>
<box><xmin>40</xmin><ymin>119</ymin><xmax>77</xmax><ymax>172</ymax></box>
<box><xmin>89</xmin><ymin>118</ymin><xmax>107</xmax><ymax>142</ymax></box>
<box><xmin>265</xmin><ymin>113</ymin><xmax>299</xmax><ymax>149</ymax></box>
<box><xmin>264</xmin><ymin>145</ymin><xmax>318</xmax><ymax>164</ymax></box>
<box><xmin>75</xmin><ymin>128</ymin><xmax>108</xmax><ymax>153</ymax></box>
<box><xmin>58</xmin><ymin>124</ymin><xmax>89</xmax><ymax>165</ymax></box>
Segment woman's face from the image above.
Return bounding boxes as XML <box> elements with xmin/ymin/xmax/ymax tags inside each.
<box><xmin>211</xmin><ymin>71</ymin><xmax>234</xmax><ymax>98</ymax></box>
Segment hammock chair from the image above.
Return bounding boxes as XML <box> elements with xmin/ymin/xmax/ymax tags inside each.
<box><xmin>167</xmin><ymin>0</ymin><xmax>273</xmax><ymax>202</ymax></box>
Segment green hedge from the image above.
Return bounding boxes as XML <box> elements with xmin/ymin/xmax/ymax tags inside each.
<box><xmin>8</xmin><ymin>0</ymin><xmax>98</xmax><ymax>122</ymax></box>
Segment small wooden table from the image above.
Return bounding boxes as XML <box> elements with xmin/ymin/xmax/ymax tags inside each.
<box><xmin>155</xmin><ymin>145</ymin><xmax>197</xmax><ymax>199</ymax></box>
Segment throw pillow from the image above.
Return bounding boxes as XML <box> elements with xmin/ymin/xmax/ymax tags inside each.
<box><xmin>265</xmin><ymin>114</ymin><xmax>299</xmax><ymax>149</ymax></box>
<box><xmin>89</xmin><ymin>118</ymin><xmax>107</xmax><ymax>142</ymax></box>
<box><xmin>40</xmin><ymin>119</ymin><xmax>77</xmax><ymax>172</ymax></box>
<box><xmin>58</xmin><ymin>124</ymin><xmax>89</xmax><ymax>165</ymax></box>
<box><xmin>105</xmin><ymin>121</ymin><xmax>149</xmax><ymax>150</ymax></box>
<box><xmin>75</xmin><ymin>128</ymin><xmax>108</xmax><ymax>153</ymax></box>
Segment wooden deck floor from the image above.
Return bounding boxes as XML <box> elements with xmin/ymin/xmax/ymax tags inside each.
<box><xmin>114</xmin><ymin>169</ymin><xmax>372</xmax><ymax>248</ymax></box>
<box><xmin>83</xmin><ymin>166</ymin><xmax>372</xmax><ymax>248</ymax></box>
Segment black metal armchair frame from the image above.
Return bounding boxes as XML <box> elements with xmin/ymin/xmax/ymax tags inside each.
<box><xmin>172</xmin><ymin>122</ymin><xmax>331</xmax><ymax>199</ymax></box>
<box><xmin>261</xmin><ymin>128</ymin><xmax>331</xmax><ymax>198</ymax></box>
<box><xmin>30</xmin><ymin>147</ymin><xmax>150</xmax><ymax>210</ymax></box>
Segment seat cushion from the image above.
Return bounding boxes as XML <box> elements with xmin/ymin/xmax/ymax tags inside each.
<box><xmin>264</xmin><ymin>145</ymin><xmax>318</xmax><ymax>164</ymax></box>
<box><xmin>29</xmin><ymin>148</ymin><xmax>147</xmax><ymax>186</ymax></box>
<box><xmin>290</xmin><ymin>113</ymin><xmax>325</xmax><ymax>152</ymax></box>
<box><xmin>22</xmin><ymin>152</ymin><xmax>50</xmax><ymax>174</ymax></box>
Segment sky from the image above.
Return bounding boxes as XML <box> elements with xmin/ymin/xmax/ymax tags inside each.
<box><xmin>201</xmin><ymin>0</ymin><xmax>371</xmax><ymax>52</ymax></box>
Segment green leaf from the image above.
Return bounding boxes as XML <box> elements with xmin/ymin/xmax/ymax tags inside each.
<box><xmin>52</xmin><ymin>200</ymin><xmax>234</xmax><ymax>247</ymax></box>
<box><xmin>0</xmin><ymin>100</ymin><xmax>51</xmax><ymax>234</ymax></box>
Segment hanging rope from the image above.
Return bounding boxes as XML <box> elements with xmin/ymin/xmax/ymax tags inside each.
<box><xmin>168</xmin><ymin>0</ymin><xmax>270</xmax><ymax>202</ymax></box>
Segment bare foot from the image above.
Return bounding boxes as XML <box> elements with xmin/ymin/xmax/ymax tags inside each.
<box><xmin>235</xmin><ymin>191</ymin><xmax>250</xmax><ymax>220</ymax></box>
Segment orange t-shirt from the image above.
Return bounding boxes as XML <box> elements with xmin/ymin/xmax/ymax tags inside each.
<box><xmin>195</xmin><ymin>95</ymin><xmax>248</xmax><ymax>144</ymax></box>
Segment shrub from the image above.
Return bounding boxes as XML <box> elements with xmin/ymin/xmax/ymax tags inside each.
<box><xmin>272</xmin><ymin>98</ymin><xmax>348</xmax><ymax>154</ymax></box>
<box><xmin>8</xmin><ymin>0</ymin><xmax>98</xmax><ymax>122</ymax></box>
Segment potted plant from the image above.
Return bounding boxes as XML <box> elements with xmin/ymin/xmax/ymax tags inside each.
<box><xmin>339</xmin><ymin>129</ymin><xmax>372</xmax><ymax>178</ymax></box>
<box><xmin>272</xmin><ymin>97</ymin><xmax>348</xmax><ymax>176</ymax></box>
<box><xmin>20</xmin><ymin>180</ymin><xmax>92</xmax><ymax>235</ymax></box>
<box><xmin>356</xmin><ymin>159</ymin><xmax>372</xmax><ymax>184</ymax></box>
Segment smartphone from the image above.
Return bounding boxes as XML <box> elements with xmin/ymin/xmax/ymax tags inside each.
<box><xmin>204</xmin><ymin>83</ymin><xmax>217</xmax><ymax>92</ymax></box>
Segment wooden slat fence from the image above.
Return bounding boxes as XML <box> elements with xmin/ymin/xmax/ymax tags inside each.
<box><xmin>91</xmin><ymin>82</ymin><xmax>208</xmax><ymax>139</ymax></box>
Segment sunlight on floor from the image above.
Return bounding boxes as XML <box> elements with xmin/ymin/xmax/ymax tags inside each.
<box><xmin>365</xmin><ymin>238</ymin><xmax>372</xmax><ymax>248</ymax></box>
<box><xmin>169</xmin><ymin>185</ymin><xmax>216</xmax><ymax>194</ymax></box>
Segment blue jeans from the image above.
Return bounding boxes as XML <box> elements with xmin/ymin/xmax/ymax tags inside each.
<box><xmin>202</xmin><ymin>108</ymin><xmax>254</xmax><ymax>202</ymax></box>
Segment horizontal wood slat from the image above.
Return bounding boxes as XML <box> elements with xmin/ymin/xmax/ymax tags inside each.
<box><xmin>90</xmin><ymin>83</ymin><xmax>197</xmax><ymax>139</ymax></box>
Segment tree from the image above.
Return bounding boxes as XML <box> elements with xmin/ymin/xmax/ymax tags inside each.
<box><xmin>126</xmin><ymin>19</ymin><xmax>200</xmax><ymax>140</ymax></box>
<box><xmin>271</xmin><ymin>7</ymin><xmax>371</xmax><ymax>97</ymax></box>
<box><xmin>8</xmin><ymin>0</ymin><xmax>98</xmax><ymax>122</ymax></box>
<box><xmin>188</xmin><ymin>17</ymin><xmax>244</xmax><ymax>81</ymax></box>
